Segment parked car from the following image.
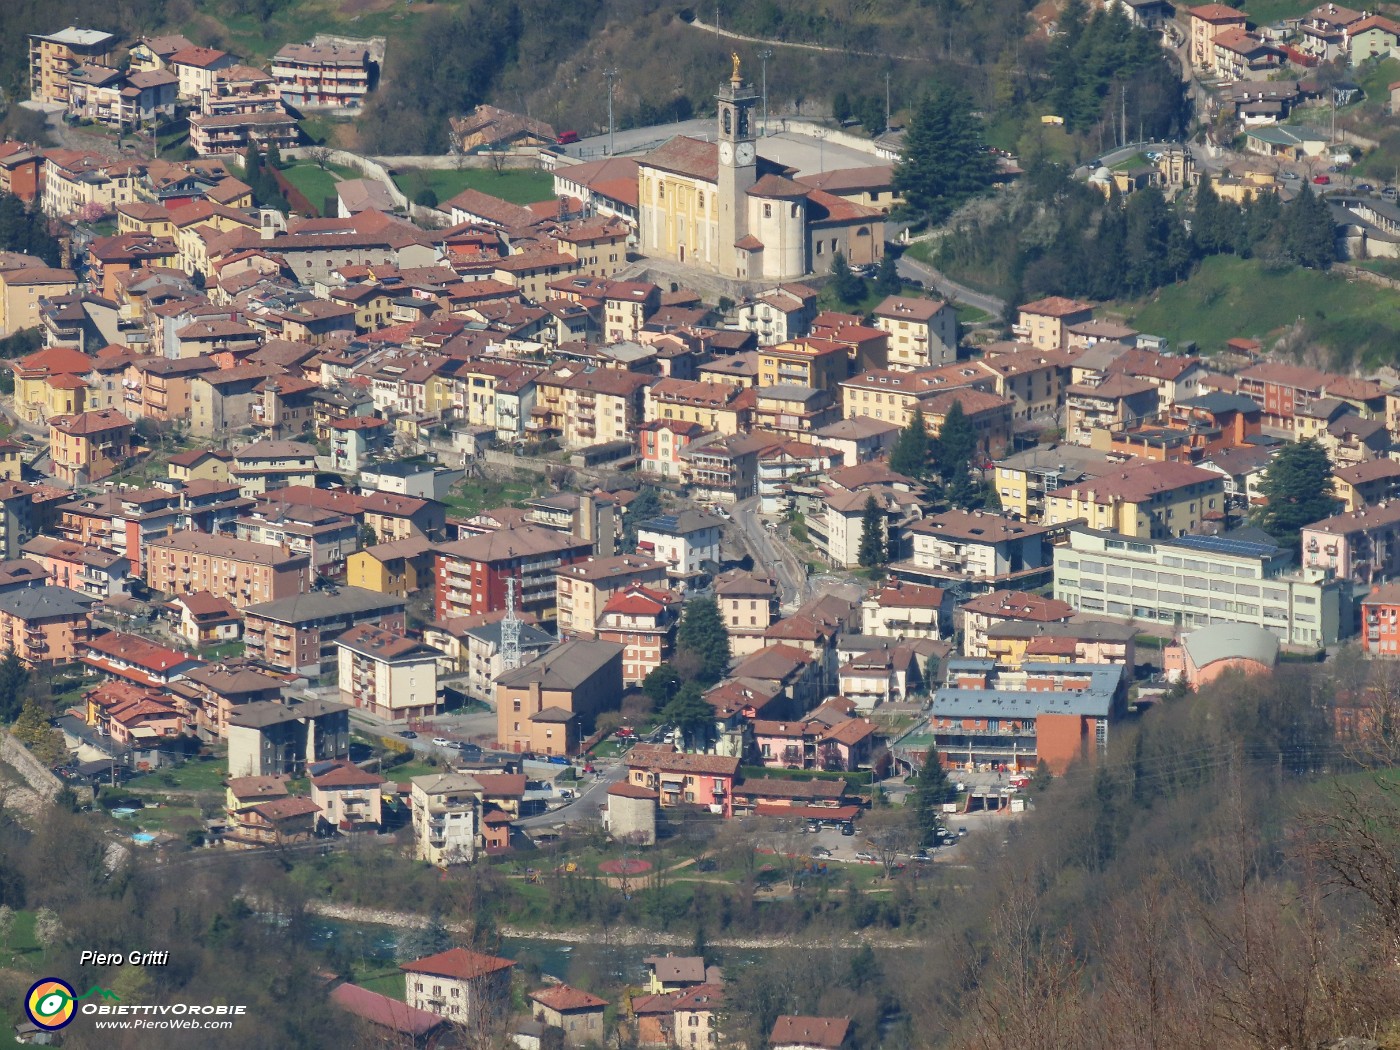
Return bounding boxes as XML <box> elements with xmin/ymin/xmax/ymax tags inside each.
<box><xmin>1313</xmin><ymin>174</ymin><xmax>1331</xmax><ymax>185</ymax></box>
<box><xmin>398</xmin><ymin>730</ymin><xmax>418</xmax><ymax>739</ymax></box>
<box><xmin>557</xmin><ymin>789</ymin><xmax>575</xmax><ymax>800</ymax></box>
<box><xmin>812</xmin><ymin>847</ymin><xmax>833</xmax><ymax>859</ymax></box>
<box><xmin>1357</xmin><ymin>183</ymin><xmax>1374</xmax><ymax>192</ymax></box>
<box><xmin>1279</xmin><ymin>171</ymin><xmax>1298</xmax><ymax>180</ymax></box>
<box><xmin>854</xmin><ymin>850</ymin><xmax>877</xmax><ymax>862</ymax></box>
<box><xmin>840</xmin><ymin>823</ymin><xmax>856</xmax><ymax>836</ymax></box>
<box><xmin>1385</xmin><ymin>186</ymin><xmax>1399</xmax><ymax>200</ymax></box>
<box><xmin>432</xmin><ymin>737</ymin><xmax>453</xmax><ymax>747</ymax></box>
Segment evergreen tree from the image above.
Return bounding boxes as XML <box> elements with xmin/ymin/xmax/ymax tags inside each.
<box><xmin>243</xmin><ymin>143</ymin><xmax>261</xmax><ymax>186</ymax></box>
<box><xmin>830</xmin><ymin>252</ymin><xmax>865</xmax><ymax>304</ymax></box>
<box><xmin>1254</xmin><ymin>437</ymin><xmax>1339</xmax><ymax>548</ymax></box>
<box><xmin>264</xmin><ymin>140</ymin><xmax>283</xmax><ymax>172</ymax></box>
<box><xmin>888</xmin><ymin>408</ymin><xmax>931</xmax><ymax>480</ymax></box>
<box><xmin>0</xmin><ymin>649</ymin><xmax>29</xmax><ymax>723</ymax></box>
<box><xmin>936</xmin><ymin>401</ymin><xmax>982</xmax><ymax>508</ymax></box>
<box><xmin>874</xmin><ymin>250</ymin><xmax>902</xmax><ymax>296</ymax></box>
<box><xmin>910</xmin><ymin>747</ymin><xmax>953</xmax><ymax>847</ymax></box>
<box><xmin>622</xmin><ymin>486</ymin><xmax>663</xmax><ymax>549</ymax></box>
<box><xmin>642</xmin><ymin>663</ymin><xmax>681</xmax><ymax>707</ymax></box>
<box><xmin>661</xmin><ymin>681</ymin><xmax>714</xmax><ymax>749</ymax></box>
<box><xmin>895</xmin><ymin>84</ymin><xmax>996</xmax><ymax>223</ymax></box>
<box><xmin>858</xmin><ymin>496</ymin><xmax>887</xmax><ymax>572</ymax></box>
<box><xmin>675</xmin><ymin>596</ymin><xmax>731</xmax><ymax>685</ymax></box>
<box><xmin>1284</xmin><ymin>183</ymin><xmax>1336</xmax><ymax>270</ymax></box>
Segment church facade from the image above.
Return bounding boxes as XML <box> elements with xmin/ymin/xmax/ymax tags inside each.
<box><xmin>636</xmin><ymin>56</ymin><xmax>883</xmax><ymax>283</ymax></box>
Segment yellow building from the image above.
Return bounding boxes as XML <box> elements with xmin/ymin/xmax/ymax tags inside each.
<box><xmin>12</xmin><ymin>346</ymin><xmax>93</xmax><ymax>425</ymax></box>
<box><xmin>758</xmin><ymin>339</ymin><xmax>849</xmax><ymax>394</ymax></box>
<box><xmin>28</xmin><ymin>27</ymin><xmax>118</xmax><ymax>106</ymax></box>
<box><xmin>0</xmin><ymin>440</ymin><xmax>22</xmax><ymax>481</ymax></box>
<box><xmin>0</xmin><ymin>266</ymin><xmax>77</xmax><ymax>336</ymax></box>
<box><xmin>646</xmin><ymin>377</ymin><xmax>750</xmax><ymax>435</ymax></box>
<box><xmin>171</xmin><ymin>202</ymin><xmax>260</xmax><ymax>277</ymax></box>
<box><xmin>167</xmin><ymin>447</ymin><xmax>232</xmax><ymax>484</ymax></box>
<box><xmin>347</xmin><ymin>537</ymin><xmax>434</xmax><ymax>599</ymax></box>
<box><xmin>561</xmin><ymin>370</ymin><xmax>651</xmax><ymax>450</ymax></box>
<box><xmin>328</xmin><ymin>284</ymin><xmax>396</xmax><ymax>331</ymax></box>
<box><xmin>838</xmin><ymin>363</ymin><xmax>1000</xmax><ymax>429</ymax></box>
<box><xmin>1043</xmin><ymin>460</ymin><xmax>1224</xmax><ymax>539</ymax></box>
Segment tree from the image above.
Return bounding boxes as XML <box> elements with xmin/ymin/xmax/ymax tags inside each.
<box><xmin>910</xmin><ymin>747</ymin><xmax>953</xmax><ymax>847</ymax></box>
<box><xmin>33</xmin><ymin>907</ymin><xmax>63</xmax><ymax>952</ymax></box>
<box><xmin>935</xmin><ymin>400</ymin><xmax>982</xmax><ymax>507</ymax></box>
<box><xmin>858</xmin><ymin>496</ymin><xmax>887</xmax><ymax>573</ymax></box>
<box><xmin>307</xmin><ymin>145</ymin><xmax>333</xmax><ymax>171</ymax></box>
<box><xmin>243</xmin><ymin>142</ymin><xmax>261</xmax><ymax>185</ymax></box>
<box><xmin>888</xmin><ymin>408</ymin><xmax>931</xmax><ymax>479</ymax></box>
<box><xmin>622</xmin><ymin>486</ymin><xmax>663</xmax><ymax>550</ymax></box>
<box><xmin>661</xmin><ymin>682</ymin><xmax>713</xmax><ymax>749</ymax></box>
<box><xmin>830</xmin><ymin>251</ymin><xmax>865</xmax><ymax>304</ymax></box>
<box><xmin>415</xmin><ymin>187</ymin><xmax>439</xmax><ymax>208</ymax></box>
<box><xmin>0</xmin><ymin>904</ymin><xmax>12</xmax><ymax>948</ymax></box>
<box><xmin>264</xmin><ymin>140</ymin><xmax>283</xmax><ymax>171</ymax></box>
<box><xmin>0</xmin><ymin>649</ymin><xmax>28</xmax><ymax>723</ymax></box>
<box><xmin>894</xmin><ymin>84</ymin><xmax>996</xmax><ymax>224</ymax></box>
<box><xmin>675</xmin><ymin>596</ymin><xmax>730</xmax><ymax>685</ymax></box>
<box><xmin>1284</xmin><ymin>183</ymin><xmax>1336</xmax><ymax>270</ymax></box>
<box><xmin>642</xmin><ymin>663</ymin><xmax>681</xmax><ymax>707</ymax></box>
<box><xmin>873</xmin><ymin>250</ymin><xmax>901</xmax><ymax>296</ymax></box>
<box><xmin>1254</xmin><ymin>437</ymin><xmax>1338</xmax><ymax>548</ymax></box>
<box><xmin>13</xmin><ymin>699</ymin><xmax>64</xmax><ymax>766</ymax></box>
<box><xmin>862</xmin><ymin>807</ymin><xmax>915</xmax><ymax>879</ymax></box>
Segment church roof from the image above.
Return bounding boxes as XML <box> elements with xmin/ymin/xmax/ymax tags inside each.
<box><xmin>639</xmin><ymin>136</ymin><xmax>718</xmax><ymax>182</ymax></box>
<box><xmin>747</xmin><ymin>174</ymin><xmax>809</xmax><ymax>199</ymax></box>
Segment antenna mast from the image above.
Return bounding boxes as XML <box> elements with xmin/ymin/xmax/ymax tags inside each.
<box><xmin>501</xmin><ymin>577</ymin><xmax>521</xmax><ymax>671</ymax></box>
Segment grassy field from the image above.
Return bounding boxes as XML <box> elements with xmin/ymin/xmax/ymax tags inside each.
<box><xmin>816</xmin><ymin>279</ymin><xmax>923</xmax><ymax>315</ymax></box>
<box><xmin>354</xmin><ymin>968</ymin><xmax>406</xmax><ymax>1000</ymax></box>
<box><xmin>1111</xmin><ymin>254</ymin><xmax>1400</xmax><ymax>367</ymax></box>
<box><xmin>126</xmin><ymin>757</ymin><xmax>228</xmax><ymax>795</ymax></box>
<box><xmin>1242</xmin><ymin>0</ymin><xmax>1316</xmax><ymax>24</ymax></box>
<box><xmin>392</xmin><ymin>168</ymin><xmax>555</xmax><ymax>207</ymax></box>
<box><xmin>279</xmin><ymin>160</ymin><xmax>362</xmax><ymax>212</ymax></box>
<box><xmin>441</xmin><ymin>474</ymin><xmax>539</xmax><ymax>516</ymax></box>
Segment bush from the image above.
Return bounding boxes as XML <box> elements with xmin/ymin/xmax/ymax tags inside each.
<box><xmin>414</xmin><ymin>188</ymin><xmax>439</xmax><ymax>207</ymax></box>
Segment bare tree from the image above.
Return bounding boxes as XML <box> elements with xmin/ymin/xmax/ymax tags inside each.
<box><xmin>307</xmin><ymin>146</ymin><xmax>333</xmax><ymax>171</ymax></box>
<box><xmin>862</xmin><ymin>806</ymin><xmax>915</xmax><ymax>880</ymax></box>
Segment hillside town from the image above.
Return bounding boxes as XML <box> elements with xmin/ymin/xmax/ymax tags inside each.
<box><xmin>7</xmin><ymin>6</ymin><xmax>1400</xmax><ymax>1049</ymax></box>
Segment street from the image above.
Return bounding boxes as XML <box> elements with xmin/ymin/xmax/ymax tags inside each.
<box><xmin>731</xmin><ymin>496</ymin><xmax>810</xmax><ymax>610</ymax></box>
<box><xmin>516</xmin><ymin>760</ymin><xmax>626</xmax><ymax>829</ymax></box>
<box><xmin>896</xmin><ymin>251</ymin><xmax>1005</xmax><ymax>319</ymax></box>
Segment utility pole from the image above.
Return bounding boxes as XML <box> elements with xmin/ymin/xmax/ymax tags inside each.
<box><xmin>604</xmin><ymin>68</ymin><xmax>619</xmax><ymax>157</ymax></box>
<box><xmin>884</xmin><ymin>70</ymin><xmax>891</xmax><ymax>134</ymax></box>
<box><xmin>759</xmin><ymin>48</ymin><xmax>773</xmax><ymax>137</ymax></box>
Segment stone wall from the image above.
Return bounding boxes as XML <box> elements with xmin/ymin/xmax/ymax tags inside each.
<box><xmin>1</xmin><ymin>734</ymin><xmax>61</xmax><ymax>801</ymax></box>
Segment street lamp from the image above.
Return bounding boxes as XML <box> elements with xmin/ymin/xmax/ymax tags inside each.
<box><xmin>604</xmin><ymin>68</ymin><xmax>619</xmax><ymax>156</ymax></box>
<box><xmin>759</xmin><ymin>48</ymin><xmax>773</xmax><ymax>138</ymax></box>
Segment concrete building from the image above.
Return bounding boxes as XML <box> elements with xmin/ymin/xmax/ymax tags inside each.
<box><xmin>335</xmin><ymin>624</ymin><xmax>440</xmax><ymax>720</ymax></box>
<box><xmin>635</xmin><ymin>511</ymin><xmax>723</xmax><ymax>579</ymax></box>
<box><xmin>436</xmin><ymin>525</ymin><xmax>593</xmax><ymax>623</ymax></box>
<box><xmin>0</xmin><ymin>585</ymin><xmax>95</xmax><ymax>666</ymax></box>
<box><xmin>1163</xmin><ymin>622</ymin><xmax>1280</xmax><ymax>686</ymax></box>
<box><xmin>895</xmin><ymin>510</ymin><xmax>1055</xmax><ymax>591</ymax></box>
<box><xmin>225</xmin><ymin>698</ymin><xmax>350</xmax><ymax>778</ymax></box>
<box><xmin>1301</xmin><ymin>502</ymin><xmax>1400</xmax><ymax>584</ymax></box>
<box><xmin>29</xmin><ymin>27</ymin><xmax>117</xmax><ymax>106</ymax></box>
<box><xmin>1054</xmin><ymin>527</ymin><xmax>1348</xmax><ymax>647</ymax></box>
<box><xmin>555</xmin><ymin>554</ymin><xmax>670</xmax><ymax>639</ymax></box>
<box><xmin>605</xmin><ymin>781</ymin><xmax>659</xmax><ymax>845</ymax></box>
<box><xmin>1043</xmin><ymin>460</ymin><xmax>1225</xmax><ymax>540</ymax></box>
<box><xmin>243</xmin><ymin>587</ymin><xmax>407</xmax><ymax>676</ymax></box>
<box><xmin>872</xmin><ymin>295</ymin><xmax>959</xmax><ymax>369</ymax></box>
<box><xmin>411</xmin><ymin>773</ymin><xmax>481</xmax><ymax>868</ymax></box>
<box><xmin>144</xmin><ymin>531</ymin><xmax>311</xmax><ymax>610</ymax></box>
<box><xmin>715</xmin><ymin>568</ymin><xmax>781</xmax><ymax>656</ymax></box>
<box><xmin>401</xmin><ymin>948</ymin><xmax>515</xmax><ymax>1028</ymax></box>
<box><xmin>494</xmin><ymin>638</ymin><xmax>624</xmax><ymax>755</ymax></box>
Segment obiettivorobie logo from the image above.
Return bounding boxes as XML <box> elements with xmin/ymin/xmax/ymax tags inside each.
<box><xmin>25</xmin><ymin>978</ymin><xmax>120</xmax><ymax>1031</ymax></box>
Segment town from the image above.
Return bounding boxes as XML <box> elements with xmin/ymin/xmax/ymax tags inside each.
<box><xmin>1</xmin><ymin>3</ymin><xmax>1400</xmax><ymax>1049</ymax></box>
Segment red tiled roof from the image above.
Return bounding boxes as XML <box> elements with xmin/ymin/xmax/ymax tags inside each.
<box><xmin>331</xmin><ymin>983</ymin><xmax>446</xmax><ymax>1037</ymax></box>
<box><xmin>401</xmin><ymin>947</ymin><xmax>516</xmax><ymax>980</ymax></box>
<box><xmin>530</xmin><ymin>984</ymin><xmax>607</xmax><ymax>1012</ymax></box>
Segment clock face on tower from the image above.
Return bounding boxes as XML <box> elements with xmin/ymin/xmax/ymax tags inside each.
<box><xmin>736</xmin><ymin>142</ymin><xmax>754</xmax><ymax>165</ymax></box>
<box><xmin>718</xmin><ymin>142</ymin><xmax>733</xmax><ymax>166</ymax></box>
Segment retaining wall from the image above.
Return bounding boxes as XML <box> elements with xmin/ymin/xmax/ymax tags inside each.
<box><xmin>1</xmin><ymin>735</ymin><xmax>61</xmax><ymax>801</ymax></box>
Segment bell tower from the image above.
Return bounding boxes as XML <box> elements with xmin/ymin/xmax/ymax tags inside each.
<box><xmin>716</xmin><ymin>52</ymin><xmax>759</xmax><ymax>276</ymax></box>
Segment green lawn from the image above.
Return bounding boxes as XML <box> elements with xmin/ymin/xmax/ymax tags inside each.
<box><xmin>279</xmin><ymin>160</ymin><xmax>362</xmax><ymax>214</ymax></box>
<box><xmin>125</xmin><ymin>757</ymin><xmax>228</xmax><ymax>795</ymax></box>
<box><xmin>817</xmin><ymin>279</ymin><xmax>923</xmax><ymax>315</ymax></box>
<box><xmin>380</xmin><ymin>760</ymin><xmax>445</xmax><ymax>782</ymax></box>
<box><xmin>1112</xmin><ymin>254</ymin><xmax>1400</xmax><ymax>368</ymax></box>
<box><xmin>1358</xmin><ymin>258</ymin><xmax>1400</xmax><ymax>280</ymax></box>
<box><xmin>354</xmin><ymin>969</ymin><xmax>406</xmax><ymax>1000</ymax></box>
<box><xmin>392</xmin><ymin>168</ymin><xmax>555</xmax><ymax>207</ymax></box>
<box><xmin>441</xmin><ymin>475</ymin><xmax>539</xmax><ymax>516</ymax></box>
<box><xmin>957</xmin><ymin>304</ymin><xmax>992</xmax><ymax>325</ymax></box>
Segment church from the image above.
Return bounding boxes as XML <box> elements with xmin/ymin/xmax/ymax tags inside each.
<box><xmin>636</xmin><ymin>55</ymin><xmax>885</xmax><ymax>283</ymax></box>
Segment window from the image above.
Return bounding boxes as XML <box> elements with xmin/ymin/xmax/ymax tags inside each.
<box><xmin>697</xmin><ymin>192</ymin><xmax>705</xmax><ymax>209</ymax></box>
<box><xmin>763</xmin><ymin>203</ymin><xmax>772</xmax><ymax>218</ymax></box>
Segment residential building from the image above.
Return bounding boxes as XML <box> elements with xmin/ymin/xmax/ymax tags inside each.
<box><xmin>48</xmin><ymin>409</ymin><xmax>135</xmax><ymax>486</ymax></box>
<box><xmin>679</xmin><ymin>433</ymin><xmax>770</xmax><ymax>504</ymax></box>
<box><xmin>1065</xmin><ymin>373</ymin><xmax>1160</xmax><ymax>445</ymax></box>
<box><xmin>895</xmin><ymin>510</ymin><xmax>1055</xmax><ymax>590</ymax></box>
<box><xmin>243</xmin><ymin>587</ymin><xmax>407</xmax><ymax>676</ymax></box>
<box><xmin>1301</xmin><ymin>502</ymin><xmax>1400</xmax><ymax>583</ymax></box>
<box><xmin>436</xmin><ymin>525</ymin><xmax>594</xmax><ymax>623</ymax></box>
<box><xmin>1188</xmin><ymin>3</ymin><xmax>1250</xmax><ymax>72</ymax></box>
<box><xmin>596</xmin><ymin>585</ymin><xmax>681</xmax><ymax>685</ymax></box>
<box><xmin>442</xmin><ymin>616</ymin><xmax>554</xmax><ymax>702</ymax></box>
<box><xmin>625</xmin><ymin>744</ymin><xmax>741</xmax><ymax>817</ymax></box>
<box><xmin>715</xmin><ymin>569</ymin><xmax>781</xmax><ymax>656</ymax></box>
<box><xmin>931</xmin><ymin>658</ymin><xmax>1127</xmax><ymax>774</ymax></box>
<box><xmin>1054</xmin><ymin>527</ymin><xmax>1348</xmax><ymax>647</ymax></box>
<box><xmin>635</xmin><ymin>511</ymin><xmax>723</xmax><ymax>577</ymax></box>
<box><xmin>144</xmin><ymin>531</ymin><xmax>311</xmax><ymax>610</ymax></box>
<box><xmin>647</xmin><ymin>378</ymin><xmax>751</xmax><ymax>436</ymax></box>
<box><xmin>985</xmin><ymin>620</ymin><xmax>1137</xmax><ymax>670</ymax></box>
<box><xmin>1334</xmin><ymin>459</ymin><xmax>1400</xmax><ymax>511</ymax></box>
<box><xmin>401</xmin><ymin>948</ymin><xmax>515</xmax><ymax>1028</ymax></box>
<box><xmin>561</xmin><ymin>368</ymin><xmax>651</xmax><ymax>450</ymax></box>
<box><xmin>0</xmin><ymin>266</ymin><xmax>78</xmax><ymax>337</ymax></box>
<box><xmin>230</xmin><ymin>439</ymin><xmax>319</xmax><ymax>497</ymax></box>
<box><xmin>1014</xmin><ymin>296</ymin><xmax>1094</xmax><ymax>350</ymax></box>
<box><xmin>179</xmin><ymin>661</ymin><xmax>287</xmax><ymax>741</ymax></box>
<box><xmin>861</xmin><ymin>580</ymin><xmax>949</xmax><ymax>640</ymax></box>
<box><xmin>310</xmin><ymin>761</ymin><xmax>386</xmax><ymax>831</ymax></box>
<box><xmin>734</xmin><ymin>284</ymin><xmax>818</xmax><ymax>346</ymax></box>
<box><xmin>272</xmin><ymin>42</ymin><xmax>372</xmax><ymax>109</ymax></box>
<box><xmin>166</xmin><ymin>592</ymin><xmax>241</xmax><ymax>647</ymax></box>
<box><xmin>809</xmin><ymin>485</ymin><xmax>923</xmax><ymax>570</ymax></box>
<box><xmin>346</xmin><ymin>536</ymin><xmax>435</xmax><ymax>599</ymax></box>
<box><xmin>530</xmin><ymin>985</ymin><xmax>608</xmax><ymax>1048</ymax></box>
<box><xmin>335</xmin><ymin>624</ymin><xmax>440</xmax><ymax>720</ymax></box>
<box><xmin>188</xmin><ymin>110</ymin><xmax>300</xmax><ymax>156</ymax></box>
<box><xmin>168</xmin><ymin>46</ymin><xmax>238</xmax><ymax>102</ymax></box>
<box><xmin>555</xmin><ymin>554</ymin><xmax>670</xmax><ymax>639</ymax></box>
<box><xmin>29</xmin><ymin>27</ymin><xmax>117</xmax><ymax>106</ymax></box>
<box><xmin>225</xmin><ymin>697</ymin><xmax>351</xmax><ymax>778</ymax></box>
<box><xmin>960</xmin><ymin>589</ymin><xmax>1075</xmax><ymax>658</ymax></box>
<box><xmin>0</xmin><ymin>586</ymin><xmax>95</xmax><ymax>666</ymax></box>
<box><xmin>1043</xmin><ymin>460</ymin><xmax>1225</xmax><ymax>539</ymax></box>
<box><xmin>1361</xmin><ymin>582</ymin><xmax>1400</xmax><ymax>656</ymax></box>
<box><xmin>770</xmin><ymin>1016</ymin><xmax>853</xmax><ymax>1050</ymax></box>
<box><xmin>412</xmin><ymin>773</ymin><xmax>481</xmax><ymax>867</ymax></box>
<box><xmin>494</xmin><ymin>638</ymin><xmax>624</xmax><ymax>755</ymax></box>
<box><xmin>77</xmin><ymin>630</ymin><xmax>202</xmax><ymax>689</ymax></box>
<box><xmin>872</xmin><ymin>295</ymin><xmax>959</xmax><ymax>369</ymax></box>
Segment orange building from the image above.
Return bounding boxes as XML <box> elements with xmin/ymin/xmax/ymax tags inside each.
<box><xmin>144</xmin><ymin>530</ymin><xmax>310</xmax><ymax>610</ymax></box>
<box><xmin>0</xmin><ymin>585</ymin><xmax>95</xmax><ymax>666</ymax></box>
<box><xmin>929</xmin><ymin>657</ymin><xmax>1127</xmax><ymax>774</ymax></box>
<box><xmin>48</xmin><ymin>408</ymin><xmax>135</xmax><ymax>486</ymax></box>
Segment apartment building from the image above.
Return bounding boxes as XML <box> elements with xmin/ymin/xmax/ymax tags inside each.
<box><xmin>896</xmin><ymin>510</ymin><xmax>1055</xmax><ymax>590</ymax></box>
<box><xmin>555</xmin><ymin>554</ymin><xmax>669</xmax><ymax>639</ymax></box>
<box><xmin>272</xmin><ymin>42</ymin><xmax>372</xmax><ymax>109</ymax></box>
<box><xmin>495</xmin><ymin>638</ymin><xmax>624</xmax><ymax>755</ymax></box>
<box><xmin>188</xmin><ymin>109</ymin><xmax>300</xmax><ymax>157</ymax></box>
<box><xmin>861</xmin><ymin>579</ymin><xmax>949</xmax><ymax>640</ymax></box>
<box><xmin>144</xmin><ymin>530</ymin><xmax>311</xmax><ymax>610</ymax></box>
<box><xmin>0</xmin><ymin>585</ymin><xmax>95</xmax><ymax>666</ymax></box>
<box><xmin>560</xmin><ymin>369</ymin><xmax>651</xmax><ymax>450</ymax></box>
<box><xmin>715</xmin><ymin>568</ymin><xmax>781</xmax><ymax>656</ymax></box>
<box><xmin>757</xmin><ymin>339</ymin><xmax>850</xmax><ymax>395</ymax></box>
<box><xmin>243</xmin><ymin>587</ymin><xmax>407</xmax><ymax>676</ymax></box>
<box><xmin>1013</xmin><ymin>296</ymin><xmax>1094</xmax><ymax>351</ymax></box>
<box><xmin>647</xmin><ymin>378</ymin><xmax>751</xmax><ymax>436</ymax></box>
<box><xmin>335</xmin><ymin>624</ymin><xmax>440</xmax><ymax>720</ymax></box>
<box><xmin>29</xmin><ymin>27</ymin><xmax>117</xmax><ymax>106</ymax></box>
<box><xmin>1043</xmin><ymin>460</ymin><xmax>1225</xmax><ymax>539</ymax></box>
<box><xmin>48</xmin><ymin>408</ymin><xmax>135</xmax><ymax>486</ymax></box>
<box><xmin>1300</xmin><ymin>502</ymin><xmax>1400</xmax><ymax>583</ymax></box>
<box><xmin>436</xmin><ymin>525</ymin><xmax>593</xmax><ymax>623</ymax></box>
<box><xmin>411</xmin><ymin>773</ymin><xmax>481</xmax><ymax>867</ymax></box>
<box><xmin>596</xmin><ymin>585</ymin><xmax>681</xmax><ymax>685</ymax></box>
<box><xmin>1187</xmin><ymin>3</ymin><xmax>1250</xmax><ymax>72</ymax></box>
<box><xmin>872</xmin><ymin>295</ymin><xmax>959</xmax><ymax>369</ymax></box>
<box><xmin>1054</xmin><ymin>527</ymin><xmax>1348</xmax><ymax>647</ymax></box>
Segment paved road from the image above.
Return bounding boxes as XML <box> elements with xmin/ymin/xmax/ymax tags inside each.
<box><xmin>517</xmin><ymin>761</ymin><xmax>626</xmax><ymax>829</ymax></box>
<box><xmin>896</xmin><ymin>251</ymin><xmax>1006</xmax><ymax>319</ymax></box>
<box><xmin>732</xmin><ymin>496</ymin><xmax>809</xmax><ymax>610</ymax></box>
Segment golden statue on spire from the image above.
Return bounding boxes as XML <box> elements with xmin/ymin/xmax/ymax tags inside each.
<box><xmin>730</xmin><ymin>51</ymin><xmax>742</xmax><ymax>82</ymax></box>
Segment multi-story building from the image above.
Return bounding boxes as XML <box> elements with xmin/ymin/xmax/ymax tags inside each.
<box><xmin>734</xmin><ymin>284</ymin><xmax>818</xmax><ymax>346</ymax></box>
<box><xmin>1013</xmin><ymin>296</ymin><xmax>1094</xmax><ymax>351</ymax></box>
<box><xmin>624</xmin><ymin>743</ymin><xmax>741</xmax><ymax>818</ymax></box>
<box><xmin>861</xmin><ymin>579</ymin><xmax>949</xmax><ymax>639</ymax></box>
<box><xmin>872</xmin><ymin>295</ymin><xmax>959</xmax><ymax>369</ymax></box>
<box><xmin>896</xmin><ymin>510</ymin><xmax>1056</xmax><ymax>590</ymax></box>
<box><xmin>1043</xmin><ymin>460</ymin><xmax>1225</xmax><ymax>539</ymax></box>
<box><xmin>230</xmin><ymin>440</ymin><xmax>319</xmax><ymax>498</ymax></box>
<box><xmin>647</xmin><ymin>378</ymin><xmax>751</xmax><ymax>436</ymax></box>
<box><xmin>167</xmin><ymin>46</ymin><xmax>238</xmax><ymax>103</ymax></box>
<box><xmin>1054</xmin><ymin>527</ymin><xmax>1349</xmax><ymax>647</ymax></box>
<box><xmin>758</xmin><ymin>339</ymin><xmax>850</xmax><ymax>395</ymax></box>
<box><xmin>225</xmin><ymin>697</ymin><xmax>350</xmax><ymax>778</ymax></box>
<box><xmin>402</xmin><ymin>948</ymin><xmax>515</xmax><ymax>1028</ymax></box>
<box><xmin>1187</xmin><ymin>3</ymin><xmax>1251</xmax><ymax>72</ymax></box>
<box><xmin>335</xmin><ymin>624</ymin><xmax>440</xmax><ymax>720</ymax></box>
<box><xmin>48</xmin><ymin>408</ymin><xmax>135</xmax><ymax>486</ymax></box>
<box><xmin>1334</xmin><ymin>459</ymin><xmax>1400</xmax><ymax>512</ymax></box>
<box><xmin>188</xmin><ymin>109</ymin><xmax>300</xmax><ymax>157</ymax></box>
<box><xmin>596</xmin><ymin>585</ymin><xmax>681</xmax><ymax>685</ymax></box>
<box><xmin>495</xmin><ymin>639</ymin><xmax>624</xmax><ymax>755</ymax></box>
<box><xmin>411</xmin><ymin>773</ymin><xmax>481</xmax><ymax>867</ymax></box>
<box><xmin>930</xmin><ymin>658</ymin><xmax>1127</xmax><ymax>774</ymax></box>
<box><xmin>1065</xmin><ymin>373</ymin><xmax>1160</xmax><ymax>445</ymax></box>
<box><xmin>1233</xmin><ymin>361</ymin><xmax>1333</xmax><ymax>431</ymax></box>
<box><xmin>984</xmin><ymin>620</ymin><xmax>1137</xmax><ymax>670</ymax></box>
<box><xmin>959</xmin><ymin>589</ymin><xmax>1075</xmax><ymax>658</ymax></box>
<box><xmin>144</xmin><ymin>531</ymin><xmax>310</xmax><ymax>610</ymax></box>
<box><xmin>560</xmin><ymin>369</ymin><xmax>651</xmax><ymax>450</ymax></box>
<box><xmin>1300</xmin><ymin>502</ymin><xmax>1400</xmax><ymax>583</ymax></box>
<box><xmin>436</xmin><ymin>525</ymin><xmax>594</xmax><ymax>623</ymax></box>
<box><xmin>0</xmin><ymin>586</ymin><xmax>95</xmax><ymax>666</ymax></box>
<box><xmin>243</xmin><ymin>587</ymin><xmax>406</xmax><ymax>677</ymax></box>
<box><xmin>635</xmin><ymin>511</ymin><xmax>723</xmax><ymax>578</ymax></box>
<box><xmin>678</xmin><ymin>433</ymin><xmax>770</xmax><ymax>504</ymax></box>
<box><xmin>346</xmin><ymin>536</ymin><xmax>435</xmax><ymax>599</ymax></box>
<box><xmin>42</xmin><ymin>150</ymin><xmax>140</xmax><ymax>219</ymax></box>
<box><xmin>271</xmin><ymin>42</ymin><xmax>372</xmax><ymax>109</ymax></box>
<box><xmin>715</xmin><ymin>569</ymin><xmax>781</xmax><ymax>656</ymax></box>
<box><xmin>555</xmin><ymin>554</ymin><xmax>670</xmax><ymax>639</ymax></box>
<box><xmin>29</xmin><ymin>27</ymin><xmax>117</xmax><ymax>106</ymax></box>
<box><xmin>310</xmin><ymin>761</ymin><xmax>385</xmax><ymax>831</ymax></box>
